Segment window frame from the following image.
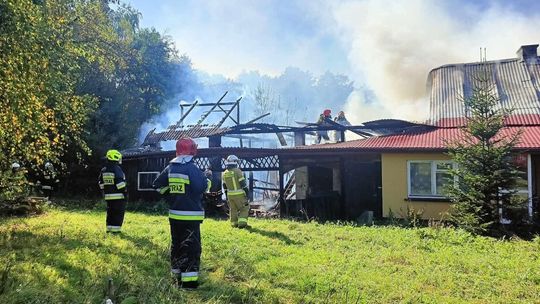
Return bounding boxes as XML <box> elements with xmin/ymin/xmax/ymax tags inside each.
<box><xmin>407</xmin><ymin>160</ymin><xmax>456</xmax><ymax>199</ymax></box>
<box><xmin>137</xmin><ymin>171</ymin><xmax>160</xmax><ymax>191</ymax></box>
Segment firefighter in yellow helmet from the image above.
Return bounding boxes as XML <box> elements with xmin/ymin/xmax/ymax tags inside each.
<box><xmin>98</xmin><ymin>149</ymin><xmax>127</xmax><ymax>233</ymax></box>
<box><xmin>222</xmin><ymin>155</ymin><xmax>250</xmax><ymax>228</ymax></box>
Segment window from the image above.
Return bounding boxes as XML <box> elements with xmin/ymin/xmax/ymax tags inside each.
<box><xmin>407</xmin><ymin>161</ymin><xmax>455</xmax><ymax>198</ymax></box>
<box><xmin>138</xmin><ymin>172</ymin><xmax>159</xmax><ymax>191</ymax></box>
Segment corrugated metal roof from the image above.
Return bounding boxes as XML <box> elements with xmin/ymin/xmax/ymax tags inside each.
<box><xmin>142</xmin><ymin>125</ymin><xmax>230</xmax><ymax>145</ymax></box>
<box><xmin>427</xmin><ymin>57</ymin><xmax>540</xmax><ymax>125</ymax></box>
<box><xmin>292</xmin><ymin>126</ymin><xmax>540</xmax><ymax>151</ymax></box>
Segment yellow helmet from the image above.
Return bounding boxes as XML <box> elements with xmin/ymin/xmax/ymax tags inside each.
<box><xmin>106</xmin><ymin>149</ymin><xmax>122</xmax><ymax>162</ymax></box>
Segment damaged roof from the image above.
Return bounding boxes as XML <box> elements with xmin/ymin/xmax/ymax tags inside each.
<box><xmin>142</xmin><ymin>125</ymin><xmax>230</xmax><ymax>145</ymax></box>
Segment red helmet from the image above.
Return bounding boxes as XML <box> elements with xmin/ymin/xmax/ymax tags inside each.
<box><xmin>323</xmin><ymin>109</ymin><xmax>331</xmax><ymax>116</ymax></box>
<box><xmin>176</xmin><ymin>138</ymin><xmax>198</xmax><ymax>156</ymax></box>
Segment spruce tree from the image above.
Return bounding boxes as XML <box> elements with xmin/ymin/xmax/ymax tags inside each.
<box><xmin>446</xmin><ymin>65</ymin><xmax>522</xmax><ymax>234</ymax></box>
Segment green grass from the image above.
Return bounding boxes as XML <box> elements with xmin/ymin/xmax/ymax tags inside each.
<box><xmin>1</xmin><ymin>209</ymin><xmax>539</xmax><ymax>304</ymax></box>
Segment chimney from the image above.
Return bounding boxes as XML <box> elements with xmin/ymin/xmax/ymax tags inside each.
<box><xmin>516</xmin><ymin>44</ymin><xmax>539</xmax><ymax>61</ymax></box>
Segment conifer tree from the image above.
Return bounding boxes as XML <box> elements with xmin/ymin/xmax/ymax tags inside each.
<box><xmin>446</xmin><ymin>65</ymin><xmax>522</xmax><ymax>234</ymax></box>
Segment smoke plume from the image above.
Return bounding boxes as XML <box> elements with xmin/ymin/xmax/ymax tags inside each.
<box><xmin>333</xmin><ymin>0</ymin><xmax>540</xmax><ymax>123</ymax></box>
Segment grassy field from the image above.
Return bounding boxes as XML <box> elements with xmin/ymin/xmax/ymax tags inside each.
<box><xmin>1</xmin><ymin>209</ymin><xmax>539</xmax><ymax>304</ymax></box>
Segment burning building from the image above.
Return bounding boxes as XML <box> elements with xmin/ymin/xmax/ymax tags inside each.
<box><xmin>123</xmin><ymin>45</ymin><xmax>540</xmax><ymax>223</ymax></box>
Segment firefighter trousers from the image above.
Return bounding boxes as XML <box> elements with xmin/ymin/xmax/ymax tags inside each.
<box><xmin>228</xmin><ymin>194</ymin><xmax>249</xmax><ymax>227</ymax></box>
<box><xmin>169</xmin><ymin>219</ymin><xmax>201</xmax><ymax>288</ymax></box>
<box><xmin>106</xmin><ymin>199</ymin><xmax>126</xmax><ymax>232</ymax></box>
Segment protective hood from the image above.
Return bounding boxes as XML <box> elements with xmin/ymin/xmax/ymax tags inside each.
<box><xmin>170</xmin><ymin>155</ymin><xmax>193</xmax><ymax>164</ymax></box>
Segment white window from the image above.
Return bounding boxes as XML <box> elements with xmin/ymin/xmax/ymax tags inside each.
<box><xmin>138</xmin><ymin>172</ymin><xmax>159</xmax><ymax>191</ymax></box>
<box><xmin>407</xmin><ymin>161</ymin><xmax>455</xmax><ymax>198</ymax></box>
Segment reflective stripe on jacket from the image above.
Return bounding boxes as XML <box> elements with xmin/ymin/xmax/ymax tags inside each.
<box><xmin>222</xmin><ymin>167</ymin><xmax>247</xmax><ymax>196</ymax></box>
<box><xmin>99</xmin><ymin>162</ymin><xmax>126</xmax><ymax>201</ymax></box>
<box><xmin>153</xmin><ymin>156</ymin><xmax>207</xmax><ymax>221</ymax></box>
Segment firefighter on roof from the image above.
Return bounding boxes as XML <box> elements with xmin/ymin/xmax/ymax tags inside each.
<box><xmin>153</xmin><ymin>138</ymin><xmax>207</xmax><ymax>289</ymax></box>
<box><xmin>315</xmin><ymin>109</ymin><xmax>332</xmax><ymax>144</ymax></box>
<box><xmin>333</xmin><ymin>111</ymin><xmax>351</xmax><ymax>142</ymax></box>
<box><xmin>98</xmin><ymin>150</ymin><xmax>127</xmax><ymax>233</ymax></box>
<box><xmin>222</xmin><ymin>155</ymin><xmax>250</xmax><ymax>228</ymax></box>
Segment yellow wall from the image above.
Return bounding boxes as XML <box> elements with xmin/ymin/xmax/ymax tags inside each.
<box><xmin>382</xmin><ymin>153</ymin><xmax>452</xmax><ymax>219</ymax></box>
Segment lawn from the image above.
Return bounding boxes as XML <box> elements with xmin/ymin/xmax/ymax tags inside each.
<box><xmin>1</xmin><ymin>209</ymin><xmax>539</xmax><ymax>304</ymax></box>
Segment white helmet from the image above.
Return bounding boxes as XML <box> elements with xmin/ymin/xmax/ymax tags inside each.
<box><xmin>11</xmin><ymin>162</ymin><xmax>20</xmax><ymax>170</ymax></box>
<box><xmin>45</xmin><ymin>162</ymin><xmax>53</xmax><ymax>170</ymax></box>
<box><xmin>225</xmin><ymin>155</ymin><xmax>239</xmax><ymax>166</ymax></box>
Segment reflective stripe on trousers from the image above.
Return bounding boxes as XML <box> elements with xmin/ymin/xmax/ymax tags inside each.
<box><xmin>105</xmin><ymin>193</ymin><xmax>125</xmax><ymax>200</ymax></box>
<box><xmin>181</xmin><ymin>272</ymin><xmax>198</xmax><ymax>282</ymax></box>
<box><xmin>228</xmin><ymin>189</ymin><xmax>245</xmax><ymax>196</ymax></box>
<box><xmin>171</xmin><ymin>269</ymin><xmax>199</xmax><ymax>282</ymax></box>
<box><xmin>106</xmin><ymin>225</ymin><xmax>121</xmax><ymax>232</ymax></box>
<box><xmin>168</xmin><ymin>210</ymin><xmax>204</xmax><ymax>221</ymax></box>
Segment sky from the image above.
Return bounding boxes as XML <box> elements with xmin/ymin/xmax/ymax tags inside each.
<box><xmin>127</xmin><ymin>0</ymin><xmax>540</xmax><ymax>123</ymax></box>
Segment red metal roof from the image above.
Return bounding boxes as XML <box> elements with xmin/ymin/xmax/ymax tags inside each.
<box><xmin>293</xmin><ymin>126</ymin><xmax>540</xmax><ymax>152</ymax></box>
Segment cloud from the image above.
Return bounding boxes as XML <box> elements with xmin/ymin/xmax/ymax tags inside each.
<box><xmin>131</xmin><ymin>0</ymin><xmax>349</xmax><ymax>78</ymax></box>
<box><xmin>333</xmin><ymin>0</ymin><xmax>540</xmax><ymax>122</ymax></box>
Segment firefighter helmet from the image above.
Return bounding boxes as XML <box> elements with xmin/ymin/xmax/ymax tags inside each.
<box><xmin>225</xmin><ymin>155</ymin><xmax>239</xmax><ymax>166</ymax></box>
<box><xmin>176</xmin><ymin>138</ymin><xmax>198</xmax><ymax>156</ymax></box>
<box><xmin>323</xmin><ymin>109</ymin><xmax>331</xmax><ymax>116</ymax></box>
<box><xmin>11</xmin><ymin>162</ymin><xmax>20</xmax><ymax>171</ymax></box>
<box><xmin>44</xmin><ymin>162</ymin><xmax>53</xmax><ymax>170</ymax></box>
<box><xmin>106</xmin><ymin>150</ymin><xmax>122</xmax><ymax>162</ymax></box>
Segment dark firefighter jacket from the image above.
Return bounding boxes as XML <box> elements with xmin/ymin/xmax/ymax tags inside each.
<box><xmin>98</xmin><ymin>162</ymin><xmax>127</xmax><ymax>201</ymax></box>
<box><xmin>41</xmin><ymin>170</ymin><xmax>59</xmax><ymax>191</ymax></box>
<box><xmin>153</xmin><ymin>156</ymin><xmax>207</xmax><ymax>221</ymax></box>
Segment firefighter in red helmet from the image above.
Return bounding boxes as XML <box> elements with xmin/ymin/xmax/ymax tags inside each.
<box><xmin>153</xmin><ymin>138</ymin><xmax>207</xmax><ymax>289</ymax></box>
<box><xmin>315</xmin><ymin>109</ymin><xmax>332</xmax><ymax>144</ymax></box>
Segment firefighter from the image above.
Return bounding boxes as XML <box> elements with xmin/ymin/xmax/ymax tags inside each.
<box><xmin>11</xmin><ymin>162</ymin><xmax>20</xmax><ymax>173</ymax></box>
<box><xmin>333</xmin><ymin>111</ymin><xmax>351</xmax><ymax>142</ymax></box>
<box><xmin>40</xmin><ymin>162</ymin><xmax>59</xmax><ymax>199</ymax></box>
<box><xmin>222</xmin><ymin>155</ymin><xmax>250</xmax><ymax>228</ymax></box>
<box><xmin>98</xmin><ymin>150</ymin><xmax>127</xmax><ymax>233</ymax></box>
<box><xmin>153</xmin><ymin>138</ymin><xmax>207</xmax><ymax>289</ymax></box>
<box><xmin>204</xmin><ymin>168</ymin><xmax>212</xmax><ymax>193</ymax></box>
<box><xmin>10</xmin><ymin>162</ymin><xmax>27</xmax><ymax>196</ymax></box>
<box><xmin>315</xmin><ymin>109</ymin><xmax>332</xmax><ymax>144</ymax></box>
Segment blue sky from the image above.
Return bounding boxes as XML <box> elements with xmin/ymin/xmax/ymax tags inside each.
<box><xmin>126</xmin><ymin>0</ymin><xmax>540</xmax><ymax>122</ymax></box>
<box><xmin>126</xmin><ymin>0</ymin><xmax>348</xmax><ymax>77</ymax></box>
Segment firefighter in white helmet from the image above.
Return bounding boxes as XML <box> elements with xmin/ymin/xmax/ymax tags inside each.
<box><xmin>40</xmin><ymin>162</ymin><xmax>59</xmax><ymax>199</ymax></box>
<box><xmin>222</xmin><ymin>155</ymin><xmax>250</xmax><ymax>228</ymax></box>
<box><xmin>11</xmin><ymin>162</ymin><xmax>21</xmax><ymax>173</ymax></box>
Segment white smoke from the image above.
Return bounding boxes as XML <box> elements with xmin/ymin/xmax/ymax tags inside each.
<box><xmin>333</xmin><ymin>0</ymin><xmax>540</xmax><ymax>123</ymax></box>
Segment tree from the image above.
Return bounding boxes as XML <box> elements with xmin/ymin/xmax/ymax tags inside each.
<box><xmin>252</xmin><ymin>83</ymin><xmax>278</xmax><ymax>124</ymax></box>
<box><xmin>67</xmin><ymin>4</ymin><xmax>193</xmax><ymax>195</ymax></box>
<box><xmin>0</xmin><ymin>0</ymin><xmax>102</xmax><ymax>200</ymax></box>
<box><xmin>0</xmin><ymin>0</ymin><xmax>190</xmax><ymax>198</ymax></box>
<box><xmin>446</xmin><ymin>66</ymin><xmax>522</xmax><ymax>234</ymax></box>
